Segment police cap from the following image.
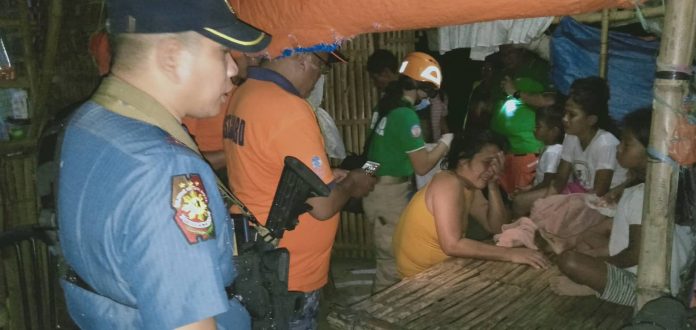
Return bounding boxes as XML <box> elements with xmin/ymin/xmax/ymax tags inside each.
<box><xmin>106</xmin><ymin>0</ymin><xmax>271</xmax><ymax>53</ymax></box>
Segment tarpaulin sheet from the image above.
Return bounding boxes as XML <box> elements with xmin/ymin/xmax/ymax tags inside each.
<box><xmin>231</xmin><ymin>0</ymin><xmax>635</xmax><ymax>57</ymax></box>
<box><xmin>551</xmin><ymin>17</ymin><xmax>660</xmax><ymax>122</ymax></box>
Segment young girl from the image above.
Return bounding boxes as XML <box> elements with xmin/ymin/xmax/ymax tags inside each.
<box><xmin>551</xmin><ymin>108</ymin><xmax>696</xmax><ymax>306</ymax></box>
<box><xmin>392</xmin><ymin>130</ymin><xmax>549</xmax><ymax>279</ymax></box>
<box><xmin>532</xmin><ymin>103</ymin><xmax>565</xmax><ymax>188</ymax></box>
<box><xmin>511</xmin><ymin>102</ymin><xmax>565</xmax><ymax>217</ymax></box>
<box><xmin>553</xmin><ymin>77</ymin><xmax>627</xmax><ymax>196</ymax></box>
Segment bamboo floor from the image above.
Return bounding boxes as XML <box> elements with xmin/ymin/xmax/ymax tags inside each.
<box><xmin>327</xmin><ymin>257</ymin><xmax>632</xmax><ymax>329</ymax></box>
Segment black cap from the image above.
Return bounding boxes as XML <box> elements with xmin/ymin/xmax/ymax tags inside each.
<box><xmin>106</xmin><ymin>0</ymin><xmax>271</xmax><ymax>53</ymax></box>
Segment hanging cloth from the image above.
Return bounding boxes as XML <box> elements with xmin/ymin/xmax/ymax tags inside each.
<box><xmin>430</xmin><ymin>17</ymin><xmax>553</xmax><ymax>60</ymax></box>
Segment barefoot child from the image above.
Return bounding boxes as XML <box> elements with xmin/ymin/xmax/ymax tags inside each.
<box><xmin>552</xmin><ymin>108</ymin><xmax>696</xmax><ymax>306</ymax></box>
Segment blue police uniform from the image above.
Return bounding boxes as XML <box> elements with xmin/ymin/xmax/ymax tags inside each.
<box><xmin>58</xmin><ymin>92</ymin><xmax>250</xmax><ymax>328</ymax></box>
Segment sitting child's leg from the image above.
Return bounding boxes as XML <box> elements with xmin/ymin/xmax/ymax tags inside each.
<box><xmin>550</xmin><ymin>275</ymin><xmax>596</xmax><ymax>296</ymax></box>
<box><xmin>574</xmin><ymin>217</ymin><xmax>612</xmax><ymax>257</ymax></box>
<box><xmin>555</xmin><ymin>250</ymin><xmax>637</xmax><ymax>306</ymax></box>
<box><xmin>556</xmin><ymin>250</ymin><xmax>608</xmax><ymax>293</ymax></box>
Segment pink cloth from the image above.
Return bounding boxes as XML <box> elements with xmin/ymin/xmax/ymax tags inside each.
<box><xmin>494</xmin><ymin>217</ymin><xmax>538</xmax><ymax>250</ymax></box>
<box><xmin>561</xmin><ymin>181</ymin><xmax>589</xmax><ymax>194</ymax></box>
<box><xmin>495</xmin><ymin>193</ymin><xmax>607</xmax><ymax>254</ymax></box>
<box><xmin>530</xmin><ymin>193</ymin><xmax>607</xmax><ymax>254</ymax></box>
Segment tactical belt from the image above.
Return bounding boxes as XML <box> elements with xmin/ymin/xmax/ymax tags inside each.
<box><xmin>64</xmin><ymin>267</ymin><xmax>237</xmax><ymax>300</ymax></box>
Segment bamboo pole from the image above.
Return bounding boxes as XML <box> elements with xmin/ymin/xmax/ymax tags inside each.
<box><xmin>552</xmin><ymin>6</ymin><xmax>665</xmax><ymax>24</ymax></box>
<box><xmin>599</xmin><ymin>9</ymin><xmax>610</xmax><ymax>78</ymax></box>
<box><xmin>33</xmin><ymin>0</ymin><xmax>64</xmax><ymax>136</ymax></box>
<box><xmin>16</xmin><ymin>0</ymin><xmax>37</xmax><ymax>121</ymax></box>
<box><xmin>636</xmin><ymin>0</ymin><xmax>696</xmax><ymax>311</ymax></box>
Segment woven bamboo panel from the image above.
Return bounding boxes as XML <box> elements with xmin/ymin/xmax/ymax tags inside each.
<box><xmin>328</xmin><ymin>257</ymin><xmax>633</xmax><ymax>329</ymax></box>
<box><xmin>47</xmin><ymin>0</ymin><xmax>102</xmax><ymax>112</ymax></box>
<box><xmin>326</xmin><ymin>31</ymin><xmax>415</xmax><ymax>258</ymax></box>
<box><xmin>0</xmin><ymin>141</ymin><xmax>39</xmax><ymax>230</ymax></box>
<box><xmin>3</xmin><ymin>237</ymin><xmax>55</xmax><ymax>329</ymax></box>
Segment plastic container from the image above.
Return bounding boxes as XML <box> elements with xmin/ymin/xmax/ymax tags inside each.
<box><xmin>6</xmin><ymin>117</ymin><xmax>30</xmax><ymax>140</ymax></box>
<box><xmin>9</xmin><ymin>88</ymin><xmax>28</xmax><ymax>119</ymax></box>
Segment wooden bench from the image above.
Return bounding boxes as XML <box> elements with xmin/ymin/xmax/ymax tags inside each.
<box><xmin>327</xmin><ymin>257</ymin><xmax>633</xmax><ymax>329</ymax></box>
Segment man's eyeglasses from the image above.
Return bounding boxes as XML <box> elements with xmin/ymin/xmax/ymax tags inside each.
<box><xmin>313</xmin><ymin>53</ymin><xmax>332</xmax><ymax>74</ymax></box>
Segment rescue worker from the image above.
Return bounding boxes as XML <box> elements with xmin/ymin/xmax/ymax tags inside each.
<box><xmin>224</xmin><ymin>50</ymin><xmax>377</xmax><ymax>329</ymax></box>
<box><xmin>363</xmin><ymin>52</ymin><xmax>454</xmax><ymax>292</ymax></box>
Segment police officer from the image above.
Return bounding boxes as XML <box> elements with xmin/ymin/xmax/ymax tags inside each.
<box><xmin>57</xmin><ymin>0</ymin><xmax>270</xmax><ymax>328</ymax></box>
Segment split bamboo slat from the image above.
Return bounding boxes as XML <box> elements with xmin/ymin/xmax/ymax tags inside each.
<box><xmin>327</xmin><ymin>31</ymin><xmax>415</xmax><ymax>258</ymax></box>
<box><xmin>0</xmin><ymin>141</ymin><xmax>38</xmax><ymax>231</ymax></box>
<box><xmin>328</xmin><ymin>257</ymin><xmax>633</xmax><ymax>329</ymax></box>
<box><xmin>599</xmin><ymin>8</ymin><xmax>610</xmax><ymax>78</ymax></box>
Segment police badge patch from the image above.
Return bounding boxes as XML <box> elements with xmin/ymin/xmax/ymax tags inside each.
<box><xmin>171</xmin><ymin>174</ymin><xmax>215</xmax><ymax>244</ymax></box>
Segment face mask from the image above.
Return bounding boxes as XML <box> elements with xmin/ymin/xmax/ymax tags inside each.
<box><xmin>414</xmin><ymin>98</ymin><xmax>431</xmax><ymax>111</ymax></box>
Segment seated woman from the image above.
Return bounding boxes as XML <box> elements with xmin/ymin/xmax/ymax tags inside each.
<box><xmin>393</xmin><ymin>130</ymin><xmax>549</xmax><ymax>278</ymax></box>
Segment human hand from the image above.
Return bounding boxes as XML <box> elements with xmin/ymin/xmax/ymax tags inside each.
<box><xmin>345</xmin><ymin>169</ymin><xmax>377</xmax><ymax>198</ymax></box>
<box><xmin>439</xmin><ymin>133</ymin><xmax>454</xmax><ymax>149</ymax></box>
<box><xmin>508</xmin><ymin>247</ymin><xmax>549</xmax><ymax>269</ymax></box>
<box><xmin>489</xmin><ymin>151</ymin><xmax>506</xmax><ymax>181</ymax></box>
<box><xmin>598</xmin><ymin>188</ymin><xmax>622</xmax><ymax>206</ymax></box>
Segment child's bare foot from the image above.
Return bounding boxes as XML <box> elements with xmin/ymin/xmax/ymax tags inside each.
<box><xmin>549</xmin><ymin>276</ymin><xmax>597</xmax><ymax>296</ymax></box>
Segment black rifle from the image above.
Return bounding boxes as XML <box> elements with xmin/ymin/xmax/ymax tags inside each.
<box><xmin>232</xmin><ymin>156</ymin><xmax>330</xmax><ymax>330</ymax></box>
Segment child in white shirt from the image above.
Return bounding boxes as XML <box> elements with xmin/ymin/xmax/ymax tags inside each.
<box><xmin>532</xmin><ymin>105</ymin><xmax>564</xmax><ymax>187</ymax></box>
<box><xmin>554</xmin><ymin>77</ymin><xmax>627</xmax><ymax>196</ymax></box>
<box><xmin>511</xmin><ymin>102</ymin><xmax>564</xmax><ymax>217</ymax></box>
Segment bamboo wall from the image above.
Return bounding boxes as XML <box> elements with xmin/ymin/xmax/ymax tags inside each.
<box><xmin>326</xmin><ymin>31</ymin><xmax>416</xmax><ymax>258</ymax></box>
<box><xmin>47</xmin><ymin>0</ymin><xmax>103</xmax><ymax>112</ymax></box>
<box><xmin>0</xmin><ymin>1</ymin><xmax>98</xmax><ymax>328</ymax></box>
<box><xmin>0</xmin><ymin>0</ymin><xmax>100</xmax><ymax>230</ymax></box>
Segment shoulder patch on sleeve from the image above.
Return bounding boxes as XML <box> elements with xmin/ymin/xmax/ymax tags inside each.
<box><xmin>171</xmin><ymin>174</ymin><xmax>215</xmax><ymax>244</ymax></box>
<box><xmin>410</xmin><ymin>124</ymin><xmax>422</xmax><ymax>138</ymax></box>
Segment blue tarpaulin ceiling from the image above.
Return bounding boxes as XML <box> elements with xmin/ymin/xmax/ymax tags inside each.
<box><xmin>551</xmin><ymin>17</ymin><xmax>660</xmax><ymax>121</ymax></box>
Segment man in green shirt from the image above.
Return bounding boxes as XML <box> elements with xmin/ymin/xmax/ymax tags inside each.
<box><xmin>490</xmin><ymin>76</ymin><xmax>545</xmax><ymax>193</ymax></box>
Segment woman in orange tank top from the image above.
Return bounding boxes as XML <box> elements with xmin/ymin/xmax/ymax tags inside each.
<box><xmin>393</xmin><ymin>129</ymin><xmax>550</xmax><ymax>278</ymax></box>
